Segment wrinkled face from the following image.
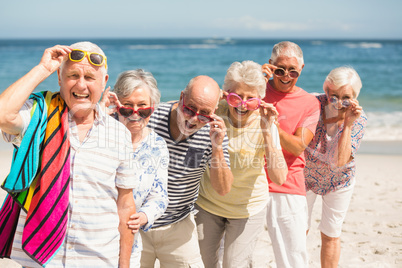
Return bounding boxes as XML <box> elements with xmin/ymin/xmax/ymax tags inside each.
<box><xmin>270</xmin><ymin>56</ymin><xmax>303</xmax><ymax>93</ymax></box>
<box><xmin>118</xmin><ymin>87</ymin><xmax>152</xmax><ymax>135</ymax></box>
<box><xmin>325</xmin><ymin>83</ymin><xmax>354</xmax><ymax>113</ymax></box>
<box><xmin>176</xmin><ymin>91</ymin><xmax>216</xmax><ymax>137</ymax></box>
<box><xmin>227</xmin><ymin>84</ymin><xmax>260</xmax><ymax>126</ymax></box>
<box><xmin>58</xmin><ymin>58</ymin><xmax>108</xmax><ymax>119</ymax></box>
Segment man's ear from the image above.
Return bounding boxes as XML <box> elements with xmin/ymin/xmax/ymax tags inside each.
<box><xmin>57</xmin><ymin>68</ymin><xmax>62</xmax><ymax>86</ymax></box>
<box><xmin>103</xmin><ymin>74</ymin><xmax>109</xmax><ymax>89</ymax></box>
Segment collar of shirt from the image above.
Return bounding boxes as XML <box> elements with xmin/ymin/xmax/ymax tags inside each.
<box><xmin>68</xmin><ymin>103</ymin><xmax>106</xmax><ymax>127</ymax></box>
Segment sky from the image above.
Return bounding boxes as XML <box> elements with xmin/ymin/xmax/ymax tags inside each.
<box><xmin>0</xmin><ymin>0</ymin><xmax>401</xmax><ymax>40</ymax></box>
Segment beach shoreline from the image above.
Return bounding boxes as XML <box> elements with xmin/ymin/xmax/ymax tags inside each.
<box><xmin>0</xmin><ymin>139</ymin><xmax>401</xmax><ymax>267</ymax></box>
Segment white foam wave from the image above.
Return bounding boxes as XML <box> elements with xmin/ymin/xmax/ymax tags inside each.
<box><xmin>203</xmin><ymin>38</ymin><xmax>234</xmax><ymax>45</ymax></box>
<box><xmin>343</xmin><ymin>42</ymin><xmax>383</xmax><ymax>49</ymax></box>
<box><xmin>128</xmin><ymin>44</ymin><xmax>218</xmax><ymax>50</ymax></box>
<box><xmin>363</xmin><ymin>111</ymin><xmax>402</xmax><ymax>141</ymax></box>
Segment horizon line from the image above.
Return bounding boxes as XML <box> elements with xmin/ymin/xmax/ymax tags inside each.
<box><xmin>0</xmin><ymin>36</ymin><xmax>401</xmax><ymax>41</ymax></box>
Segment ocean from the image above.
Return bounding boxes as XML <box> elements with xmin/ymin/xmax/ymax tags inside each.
<box><xmin>0</xmin><ymin>38</ymin><xmax>401</xmax><ymax>141</ymax></box>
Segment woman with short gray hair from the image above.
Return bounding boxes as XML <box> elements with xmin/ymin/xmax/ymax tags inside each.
<box><xmin>305</xmin><ymin>66</ymin><xmax>367</xmax><ymax>267</ymax></box>
<box><xmin>102</xmin><ymin>69</ymin><xmax>169</xmax><ymax>267</ymax></box>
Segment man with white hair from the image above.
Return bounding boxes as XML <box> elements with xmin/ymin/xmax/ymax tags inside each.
<box><xmin>262</xmin><ymin>41</ymin><xmax>320</xmax><ymax>268</ymax></box>
<box><xmin>0</xmin><ymin>42</ymin><xmax>136</xmax><ymax>267</ymax></box>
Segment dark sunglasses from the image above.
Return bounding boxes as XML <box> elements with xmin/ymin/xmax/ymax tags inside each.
<box><xmin>69</xmin><ymin>49</ymin><xmax>107</xmax><ymax>69</ymax></box>
<box><xmin>117</xmin><ymin>105</ymin><xmax>154</xmax><ymax>119</ymax></box>
<box><xmin>273</xmin><ymin>67</ymin><xmax>300</xmax><ymax>79</ymax></box>
<box><xmin>182</xmin><ymin>98</ymin><xmax>214</xmax><ymax>123</ymax></box>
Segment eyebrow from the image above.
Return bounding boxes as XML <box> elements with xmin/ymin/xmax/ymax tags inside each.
<box><xmin>189</xmin><ymin>103</ymin><xmax>212</xmax><ymax>115</ymax></box>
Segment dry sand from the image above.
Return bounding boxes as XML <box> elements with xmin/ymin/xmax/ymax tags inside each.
<box><xmin>0</xmin><ymin>140</ymin><xmax>401</xmax><ymax>267</ymax></box>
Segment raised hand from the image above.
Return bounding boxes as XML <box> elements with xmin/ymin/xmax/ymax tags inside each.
<box><xmin>208</xmin><ymin>114</ymin><xmax>226</xmax><ymax>149</ymax></box>
<box><xmin>259</xmin><ymin>100</ymin><xmax>278</xmax><ymax>130</ymax></box>
<box><xmin>262</xmin><ymin>63</ymin><xmax>278</xmax><ymax>83</ymax></box>
<box><xmin>39</xmin><ymin>45</ymin><xmax>72</xmax><ymax>74</ymax></box>
<box><xmin>99</xmin><ymin>87</ymin><xmax>121</xmax><ymax>115</ymax></box>
<box><xmin>344</xmin><ymin>99</ymin><xmax>362</xmax><ymax>127</ymax></box>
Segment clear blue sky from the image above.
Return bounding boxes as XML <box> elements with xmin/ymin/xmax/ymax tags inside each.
<box><xmin>1</xmin><ymin>0</ymin><xmax>401</xmax><ymax>39</ymax></box>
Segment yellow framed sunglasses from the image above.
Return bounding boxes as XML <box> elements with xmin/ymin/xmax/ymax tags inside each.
<box><xmin>69</xmin><ymin>49</ymin><xmax>107</xmax><ymax>69</ymax></box>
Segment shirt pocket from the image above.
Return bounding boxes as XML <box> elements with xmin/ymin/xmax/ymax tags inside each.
<box><xmin>184</xmin><ymin>147</ymin><xmax>205</xmax><ymax>168</ymax></box>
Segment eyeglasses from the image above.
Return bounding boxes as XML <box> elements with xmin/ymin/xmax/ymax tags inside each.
<box><xmin>226</xmin><ymin>92</ymin><xmax>261</xmax><ymax>111</ymax></box>
<box><xmin>182</xmin><ymin>98</ymin><xmax>214</xmax><ymax>123</ymax></box>
<box><xmin>329</xmin><ymin>96</ymin><xmax>351</xmax><ymax>110</ymax></box>
<box><xmin>117</xmin><ymin>105</ymin><xmax>154</xmax><ymax>119</ymax></box>
<box><xmin>273</xmin><ymin>67</ymin><xmax>300</xmax><ymax>79</ymax></box>
<box><xmin>69</xmin><ymin>49</ymin><xmax>107</xmax><ymax>69</ymax></box>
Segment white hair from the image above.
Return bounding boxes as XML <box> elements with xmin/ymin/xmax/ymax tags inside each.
<box><xmin>324</xmin><ymin>66</ymin><xmax>362</xmax><ymax>98</ymax></box>
<box><xmin>113</xmin><ymin>69</ymin><xmax>161</xmax><ymax>109</ymax></box>
<box><xmin>222</xmin><ymin>61</ymin><xmax>266</xmax><ymax>98</ymax></box>
<box><xmin>270</xmin><ymin>41</ymin><xmax>304</xmax><ymax>67</ymax></box>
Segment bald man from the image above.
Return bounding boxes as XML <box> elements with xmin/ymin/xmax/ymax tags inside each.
<box><xmin>138</xmin><ymin>76</ymin><xmax>233</xmax><ymax>268</ymax></box>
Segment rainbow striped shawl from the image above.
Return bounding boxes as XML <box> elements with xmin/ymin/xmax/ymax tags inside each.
<box><xmin>0</xmin><ymin>91</ymin><xmax>70</xmax><ymax>267</ymax></box>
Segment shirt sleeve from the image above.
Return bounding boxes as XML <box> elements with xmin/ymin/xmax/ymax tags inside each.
<box><xmin>139</xmin><ymin>138</ymin><xmax>170</xmax><ymax>231</ymax></box>
<box><xmin>2</xmin><ymin>99</ymin><xmax>34</xmax><ymax>146</ymax></box>
<box><xmin>222</xmin><ymin>133</ymin><xmax>231</xmax><ymax>168</ymax></box>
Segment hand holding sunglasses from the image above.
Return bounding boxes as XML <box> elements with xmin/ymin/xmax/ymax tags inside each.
<box><xmin>99</xmin><ymin>87</ymin><xmax>119</xmax><ymax>115</ymax></box>
<box><xmin>343</xmin><ymin>99</ymin><xmax>363</xmax><ymax>127</ymax></box>
<box><xmin>262</xmin><ymin>63</ymin><xmax>274</xmax><ymax>83</ymax></box>
<box><xmin>39</xmin><ymin>45</ymin><xmax>73</xmax><ymax>74</ymax></box>
<box><xmin>207</xmin><ymin>114</ymin><xmax>227</xmax><ymax>150</ymax></box>
<box><xmin>259</xmin><ymin>101</ymin><xmax>279</xmax><ymax>129</ymax></box>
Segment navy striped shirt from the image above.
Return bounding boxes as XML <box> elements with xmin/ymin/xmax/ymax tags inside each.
<box><xmin>148</xmin><ymin>102</ymin><xmax>230</xmax><ymax>227</ymax></box>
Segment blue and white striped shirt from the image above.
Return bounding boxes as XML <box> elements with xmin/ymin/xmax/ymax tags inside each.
<box><xmin>148</xmin><ymin>102</ymin><xmax>230</xmax><ymax>228</ymax></box>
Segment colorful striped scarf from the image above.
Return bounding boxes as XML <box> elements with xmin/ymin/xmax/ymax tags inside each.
<box><xmin>0</xmin><ymin>91</ymin><xmax>70</xmax><ymax>267</ymax></box>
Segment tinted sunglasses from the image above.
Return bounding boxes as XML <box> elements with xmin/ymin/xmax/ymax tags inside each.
<box><xmin>226</xmin><ymin>92</ymin><xmax>261</xmax><ymax>111</ymax></box>
<box><xmin>329</xmin><ymin>96</ymin><xmax>351</xmax><ymax>110</ymax></box>
<box><xmin>273</xmin><ymin>67</ymin><xmax>300</xmax><ymax>79</ymax></box>
<box><xmin>182</xmin><ymin>98</ymin><xmax>214</xmax><ymax>123</ymax></box>
<box><xmin>69</xmin><ymin>49</ymin><xmax>107</xmax><ymax>69</ymax></box>
<box><xmin>117</xmin><ymin>105</ymin><xmax>154</xmax><ymax>119</ymax></box>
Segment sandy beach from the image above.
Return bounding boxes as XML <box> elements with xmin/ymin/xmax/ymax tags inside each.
<box><xmin>0</xmin><ymin>139</ymin><xmax>401</xmax><ymax>267</ymax></box>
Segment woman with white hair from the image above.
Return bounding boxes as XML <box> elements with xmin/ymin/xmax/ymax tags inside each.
<box><xmin>304</xmin><ymin>66</ymin><xmax>367</xmax><ymax>268</ymax></box>
<box><xmin>102</xmin><ymin>69</ymin><xmax>169</xmax><ymax>267</ymax></box>
<box><xmin>195</xmin><ymin>60</ymin><xmax>288</xmax><ymax>267</ymax></box>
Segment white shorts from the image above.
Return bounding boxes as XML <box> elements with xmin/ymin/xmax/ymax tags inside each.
<box><xmin>306</xmin><ymin>180</ymin><xmax>355</xmax><ymax>238</ymax></box>
<box><xmin>266</xmin><ymin>193</ymin><xmax>308</xmax><ymax>268</ymax></box>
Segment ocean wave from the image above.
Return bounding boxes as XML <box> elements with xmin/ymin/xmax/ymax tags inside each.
<box><xmin>311</xmin><ymin>41</ymin><xmax>324</xmax><ymax>45</ymax></box>
<box><xmin>203</xmin><ymin>38</ymin><xmax>235</xmax><ymax>45</ymax></box>
<box><xmin>127</xmin><ymin>44</ymin><xmax>218</xmax><ymax>50</ymax></box>
<box><xmin>363</xmin><ymin>111</ymin><xmax>402</xmax><ymax>141</ymax></box>
<box><xmin>343</xmin><ymin>42</ymin><xmax>383</xmax><ymax>49</ymax></box>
